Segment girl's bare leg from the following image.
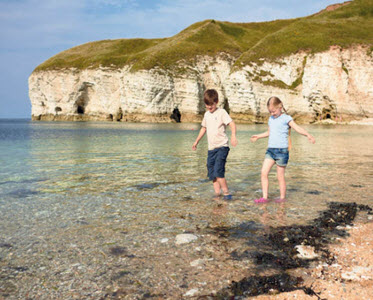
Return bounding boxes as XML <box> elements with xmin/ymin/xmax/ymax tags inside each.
<box><xmin>261</xmin><ymin>159</ymin><xmax>275</xmax><ymax>199</ymax></box>
<box><xmin>276</xmin><ymin>165</ymin><xmax>286</xmax><ymax>199</ymax></box>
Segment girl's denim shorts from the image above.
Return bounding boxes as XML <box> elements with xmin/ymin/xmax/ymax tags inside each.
<box><xmin>265</xmin><ymin>148</ymin><xmax>289</xmax><ymax>167</ymax></box>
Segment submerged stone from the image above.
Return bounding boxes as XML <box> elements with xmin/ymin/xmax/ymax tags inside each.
<box><xmin>183</xmin><ymin>288</ymin><xmax>199</xmax><ymax>297</ymax></box>
<box><xmin>0</xmin><ymin>243</ymin><xmax>13</xmax><ymax>249</ymax></box>
<box><xmin>175</xmin><ymin>234</ymin><xmax>198</xmax><ymax>245</ymax></box>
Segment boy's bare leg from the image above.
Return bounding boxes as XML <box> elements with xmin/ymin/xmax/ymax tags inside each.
<box><xmin>261</xmin><ymin>159</ymin><xmax>276</xmax><ymax>199</ymax></box>
<box><xmin>213</xmin><ymin>179</ymin><xmax>221</xmax><ymax>195</ymax></box>
<box><xmin>217</xmin><ymin>177</ymin><xmax>229</xmax><ymax>195</ymax></box>
<box><xmin>276</xmin><ymin>165</ymin><xmax>286</xmax><ymax>199</ymax></box>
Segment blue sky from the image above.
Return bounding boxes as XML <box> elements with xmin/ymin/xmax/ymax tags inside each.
<box><xmin>0</xmin><ymin>0</ymin><xmax>339</xmax><ymax>118</ymax></box>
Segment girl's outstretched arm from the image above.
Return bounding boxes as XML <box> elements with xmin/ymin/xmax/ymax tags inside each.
<box><xmin>289</xmin><ymin>120</ymin><xmax>315</xmax><ymax>143</ymax></box>
<box><xmin>250</xmin><ymin>128</ymin><xmax>269</xmax><ymax>142</ymax></box>
<box><xmin>192</xmin><ymin>127</ymin><xmax>206</xmax><ymax>150</ymax></box>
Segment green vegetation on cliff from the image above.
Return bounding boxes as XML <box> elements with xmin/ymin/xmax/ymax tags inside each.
<box><xmin>34</xmin><ymin>0</ymin><xmax>373</xmax><ymax>73</ymax></box>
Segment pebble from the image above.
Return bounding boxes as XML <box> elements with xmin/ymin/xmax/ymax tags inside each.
<box><xmin>175</xmin><ymin>234</ymin><xmax>198</xmax><ymax>245</ymax></box>
<box><xmin>341</xmin><ymin>266</ymin><xmax>373</xmax><ymax>281</ymax></box>
<box><xmin>160</xmin><ymin>238</ymin><xmax>169</xmax><ymax>244</ymax></box>
<box><xmin>72</xmin><ymin>263</ymin><xmax>81</xmax><ymax>267</ymax></box>
<box><xmin>295</xmin><ymin>245</ymin><xmax>319</xmax><ymax>259</ymax></box>
<box><xmin>190</xmin><ymin>259</ymin><xmax>205</xmax><ymax>267</ymax></box>
<box><xmin>184</xmin><ymin>288</ymin><xmax>199</xmax><ymax>297</ymax></box>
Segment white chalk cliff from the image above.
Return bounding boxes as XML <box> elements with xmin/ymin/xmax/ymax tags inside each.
<box><xmin>29</xmin><ymin>45</ymin><xmax>373</xmax><ymax>123</ymax></box>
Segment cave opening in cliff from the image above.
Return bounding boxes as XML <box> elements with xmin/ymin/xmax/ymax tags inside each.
<box><xmin>170</xmin><ymin>107</ymin><xmax>181</xmax><ymax>123</ymax></box>
<box><xmin>321</xmin><ymin>107</ymin><xmax>335</xmax><ymax>120</ymax></box>
<box><xmin>77</xmin><ymin>105</ymin><xmax>85</xmax><ymax>114</ymax></box>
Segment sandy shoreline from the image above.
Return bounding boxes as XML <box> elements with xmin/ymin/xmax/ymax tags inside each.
<box><xmin>210</xmin><ymin>202</ymin><xmax>373</xmax><ymax>300</ymax></box>
<box><xmin>247</xmin><ymin>215</ymin><xmax>373</xmax><ymax>299</ymax></box>
<box><xmin>316</xmin><ymin>117</ymin><xmax>373</xmax><ymax>126</ymax></box>
<box><xmin>347</xmin><ymin>117</ymin><xmax>373</xmax><ymax>125</ymax></box>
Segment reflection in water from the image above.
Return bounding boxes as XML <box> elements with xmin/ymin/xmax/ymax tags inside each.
<box><xmin>259</xmin><ymin>202</ymin><xmax>287</xmax><ymax>231</ymax></box>
<box><xmin>211</xmin><ymin>198</ymin><xmax>229</xmax><ymax>229</ymax></box>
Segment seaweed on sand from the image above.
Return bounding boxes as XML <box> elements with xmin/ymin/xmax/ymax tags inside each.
<box><xmin>207</xmin><ymin>202</ymin><xmax>372</xmax><ymax>299</ymax></box>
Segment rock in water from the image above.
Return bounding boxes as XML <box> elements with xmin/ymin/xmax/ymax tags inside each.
<box><xmin>175</xmin><ymin>234</ymin><xmax>198</xmax><ymax>245</ymax></box>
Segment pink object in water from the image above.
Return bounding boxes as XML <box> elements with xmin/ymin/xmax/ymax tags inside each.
<box><xmin>254</xmin><ymin>197</ymin><xmax>269</xmax><ymax>203</ymax></box>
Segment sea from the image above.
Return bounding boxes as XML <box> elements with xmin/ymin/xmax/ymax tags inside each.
<box><xmin>1</xmin><ymin>119</ymin><xmax>372</xmax><ymax>298</ymax></box>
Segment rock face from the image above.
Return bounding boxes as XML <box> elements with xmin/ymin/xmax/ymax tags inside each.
<box><xmin>29</xmin><ymin>45</ymin><xmax>373</xmax><ymax>123</ymax></box>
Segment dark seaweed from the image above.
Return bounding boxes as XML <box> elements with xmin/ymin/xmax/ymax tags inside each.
<box><xmin>207</xmin><ymin>202</ymin><xmax>370</xmax><ymax>299</ymax></box>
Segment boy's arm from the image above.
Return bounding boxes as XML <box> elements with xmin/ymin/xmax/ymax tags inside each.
<box><xmin>192</xmin><ymin>127</ymin><xmax>206</xmax><ymax>150</ymax></box>
<box><xmin>289</xmin><ymin>120</ymin><xmax>315</xmax><ymax>143</ymax></box>
<box><xmin>250</xmin><ymin>128</ymin><xmax>269</xmax><ymax>142</ymax></box>
<box><xmin>229</xmin><ymin>121</ymin><xmax>238</xmax><ymax>147</ymax></box>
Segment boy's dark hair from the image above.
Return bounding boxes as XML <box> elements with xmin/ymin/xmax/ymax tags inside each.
<box><xmin>204</xmin><ymin>89</ymin><xmax>219</xmax><ymax>105</ymax></box>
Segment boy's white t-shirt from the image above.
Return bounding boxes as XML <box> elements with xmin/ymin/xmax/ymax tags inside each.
<box><xmin>201</xmin><ymin>108</ymin><xmax>232</xmax><ymax>150</ymax></box>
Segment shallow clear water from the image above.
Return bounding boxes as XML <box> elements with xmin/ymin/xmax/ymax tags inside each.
<box><xmin>1</xmin><ymin>119</ymin><xmax>372</xmax><ymax>297</ymax></box>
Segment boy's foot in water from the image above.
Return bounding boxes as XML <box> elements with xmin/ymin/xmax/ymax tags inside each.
<box><xmin>223</xmin><ymin>194</ymin><xmax>232</xmax><ymax>200</ymax></box>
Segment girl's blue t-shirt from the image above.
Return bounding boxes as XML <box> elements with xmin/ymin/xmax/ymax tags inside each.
<box><xmin>268</xmin><ymin>114</ymin><xmax>293</xmax><ymax>148</ymax></box>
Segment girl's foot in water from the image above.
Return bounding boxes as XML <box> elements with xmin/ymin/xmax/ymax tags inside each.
<box><xmin>274</xmin><ymin>197</ymin><xmax>287</xmax><ymax>203</ymax></box>
<box><xmin>254</xmin><ymin>197</ymin><xmax>268</xmax><ymax>203</ymax></box>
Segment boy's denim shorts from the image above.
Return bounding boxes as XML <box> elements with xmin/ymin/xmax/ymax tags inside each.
<box><xmin>207</xmin><ymin>147</ymin><xmax>230</xmax><ymax>181</ymax></box>
<box><xmin>265</xmin><ymin>148</ymin><xmax>289</xmax><ymax>167</ymax></box>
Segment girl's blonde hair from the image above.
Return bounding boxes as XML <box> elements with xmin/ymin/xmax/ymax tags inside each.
<box><xmin>267</xmin><ymin>96</ymin><xmax>288</xmax><ymax>113</ymax></box>
<box><xmin>267</xmin><ymin>96</ymin><xmax>292</xmax><ymax>150</ymax></box>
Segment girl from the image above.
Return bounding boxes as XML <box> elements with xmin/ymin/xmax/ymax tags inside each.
<box><xmin>250</xmin><ymin>96</ymin><xmax>315</xmax><ymax>203</ymax></box>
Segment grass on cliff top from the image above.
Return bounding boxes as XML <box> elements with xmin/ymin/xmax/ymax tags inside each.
<box><xmin>236</xmin><ymin>0</ymin><xmax>373</xmax><ymax>65</ymax></box>
<box><xmin>34</xmin><ymin>0</ymin><xmax>373</xmax><ymax>73</ymax></box>
<box><xmin>35</xmin><ymin>38</ymin><xmax>165</xmax><ymax>71</ymax></box>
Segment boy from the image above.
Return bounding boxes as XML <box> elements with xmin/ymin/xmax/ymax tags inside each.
<box><xmin>192</xmin><ymin>89</ymin><xmax>238</xmax><ymax>200</ymax></box>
